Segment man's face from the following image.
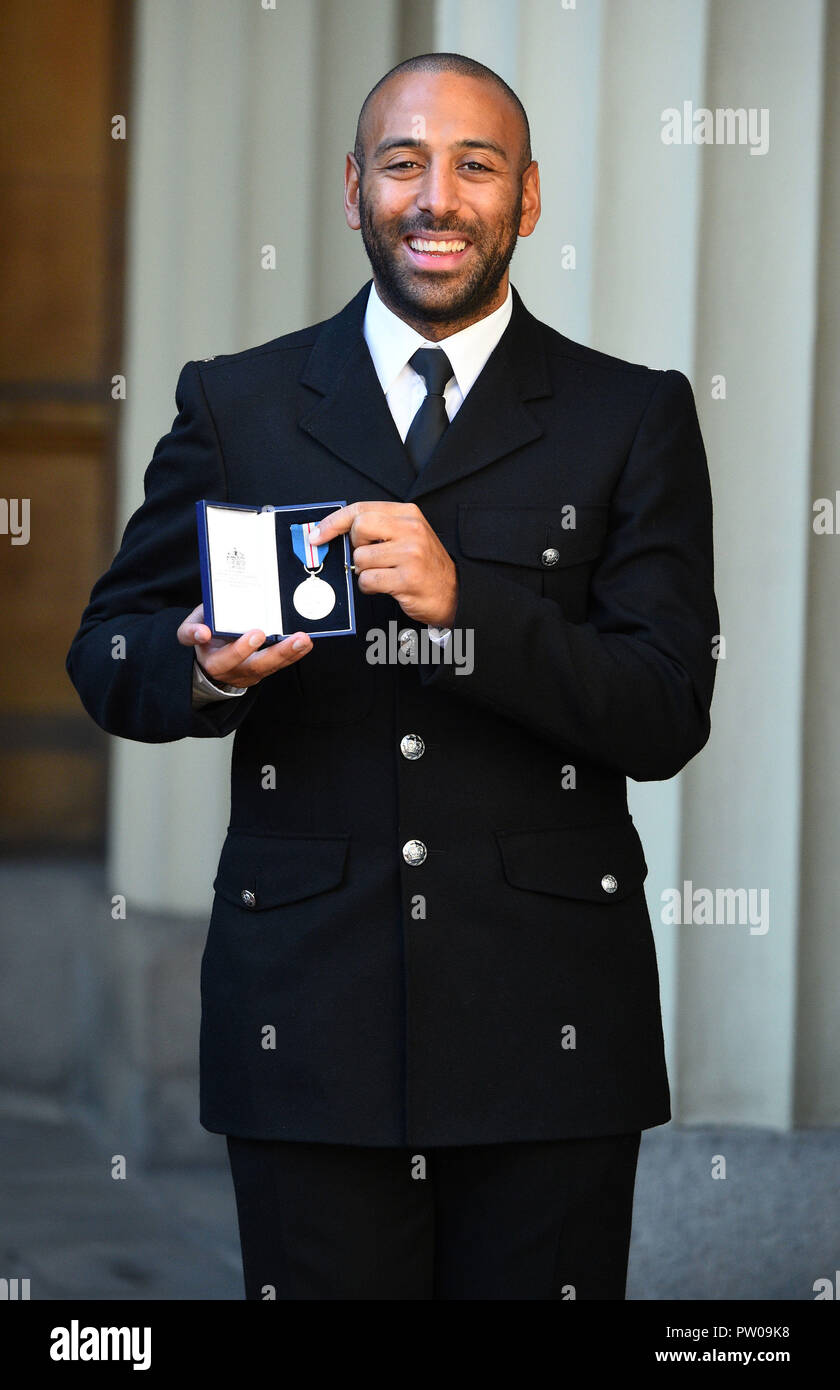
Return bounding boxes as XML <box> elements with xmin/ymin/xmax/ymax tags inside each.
<box><xmin>346</xmin><ymin>72</ymin><xmax>540</xmax><ymax>329</ymax></box>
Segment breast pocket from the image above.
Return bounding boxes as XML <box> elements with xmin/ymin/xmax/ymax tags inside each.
<box><xmin>457</xmin><ymin>503</ymin><xmax>609</xmax><ymax>620</ymax></box>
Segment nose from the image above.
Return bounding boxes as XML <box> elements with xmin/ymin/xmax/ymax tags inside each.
<box><xmin>415</xmin><ymin>157</ymin><xmax>461</xmax><ymax>221</ymax></box>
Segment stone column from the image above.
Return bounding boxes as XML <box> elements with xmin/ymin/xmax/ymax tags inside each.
<box><xmin>679</xmin><ymin>0</ymin><xmax>825</xmax><ymax>1125</ymax></box>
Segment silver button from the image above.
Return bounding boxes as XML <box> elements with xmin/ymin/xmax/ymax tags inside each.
<box><xmin>240</xmin><ymin>888</ymin><xmax>256</xmax><ymax>907</ymax></box>
<box><xmin>541</xmin><ymin>547</ymin><xmax>560</xmax><ymax>567</ymax></box>
<box><xmin>400</xmin><ymin>734</ymin><xmax>425</xmax><ymax>760</ymax></box>
<box><xmin>601</xmin><ymin>874</ymin><xmax>618</xmax><ymax>894</ymax></box>
<box><xmin>402</xmin><ymin>839</ymin><xmax>427</xmax><ymax>866</ymax></box>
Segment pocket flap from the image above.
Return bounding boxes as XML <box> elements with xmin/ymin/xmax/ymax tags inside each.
<box><xmin>458</xmin><ymin>504</ymin><xmax>608</xmax><ymax>569</ymax></box>
<box><xmin>496</xmin><ymin>819</ymin><xmax>647</xmax><ymax>902</ymax></box>
<box><xmin>213</xmin><ymin>831</ymin><xmax>349</xmax><ymax>909</ymax></box>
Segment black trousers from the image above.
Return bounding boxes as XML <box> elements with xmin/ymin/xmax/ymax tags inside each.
<box><xmin>225</xmin><ymin>1130</ymin><xmax>641</xmax><ymax>1300</ymax></box>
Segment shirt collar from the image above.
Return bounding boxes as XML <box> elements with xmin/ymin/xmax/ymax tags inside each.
<box><xmin>363</xmin><ymin>280</ymin><xmax>514</xmax><ymax>398</ymax></box>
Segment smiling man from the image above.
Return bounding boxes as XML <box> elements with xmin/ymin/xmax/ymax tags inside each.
<box><xmin>66</xmin><ymin>53</ymin><xmax>719</xmax><ymax>1301</ymax></box>
<box><xmin>353</xmin><ymin>63</ymin><xmax>533</xmax><ymax>331</ymax></box>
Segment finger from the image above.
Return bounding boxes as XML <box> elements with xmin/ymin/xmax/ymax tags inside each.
<box><xmin>352</xmin><ymin>540</ymin><xmax>404</xmax><ymax>571</ymax></box>
<box><xmin>177</xmin><ymin>604</ymin><xmax>211</xmax><ymax>647</ymax></box>
<box><xmin>198</xmin><ymin>627</ymin><xmax>268</xmax><ymax>676</ymax></box>
<box><xmin>349</xmin><ymin>503</ymin><xmax>425</xmax><ymax>549</ymax></box>
<box><xmin>240</xmin><ymin>632</ymin><xmax>313</xmax><ymax>676</ymax></box>
<box><xmin>311</xmin><ymin>500</ymin><xmax>407</xmax><ymax>546</ymax></box>
<box><xmin>355</xmin><ymin>567</ymin><xmax>402</xmax><ymax>597</ymax></box>
<box><xmin>307</xmin><ymin>504</ymin><xmax>361</xmax><ymax>545</ymax></box>
<box><xmin>179</xmin><ymin>622</ymin><xmax>213</xmax><ymax>647</ymax></box>
<box><xmin>203</xmin><ymin>631</ymin><xmax>313</xmax><ymax>684</ymax></box>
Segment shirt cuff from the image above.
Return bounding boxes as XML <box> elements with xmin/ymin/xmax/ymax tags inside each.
<box><xmin>191</xmin><ymin>656</ymin><xmax>249</xmax><ymax>706</ymax></box>
<box><xmin>427</xmin><ymin>626</ymin><xmax>452</xmax><ymax>646</ymax></box>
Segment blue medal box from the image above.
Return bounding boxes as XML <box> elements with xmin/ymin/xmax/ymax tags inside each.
<box><xmin>196</xmin><ymin>499</ymin><xmax>356</xmax><ymax>643</ymax></box>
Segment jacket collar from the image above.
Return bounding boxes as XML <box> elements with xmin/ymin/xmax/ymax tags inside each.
<box><xmin>299</xmin><ymin>279</ymin><xmax>552</xmax><ymax>500</ymax></box>
<box><xmin>363</xmin><ymin>279</ymin><xmax>513</xmax><ymax>400</ymax></box>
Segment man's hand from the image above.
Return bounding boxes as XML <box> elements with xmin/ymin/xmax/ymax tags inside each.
<box><xmin>177</xmin><ymin>605</ymin><xmax>312</xmax><ymax>688</ymax></box>
<box><xmin>311</xmin><ymin>502</ymin><xmax>457</xmax><ymax>627</ymax></box>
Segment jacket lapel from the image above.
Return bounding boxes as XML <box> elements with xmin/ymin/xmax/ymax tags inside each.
<box><xmin>299</xmin><ymin>283</ymin><xmax>417</xmax><ymax>499</ymax></box>
<box><xmin>298</xmin><ymin>280</ymin><xmax>553</xmax><ymax>501</ymax></box>
<box><xmin>409</xmin><ymin>289</ymin><xmax>552</xmax><ymax>500</ymax></box>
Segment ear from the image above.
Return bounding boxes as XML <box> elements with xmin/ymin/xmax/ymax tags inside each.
<box><xmin>344</xmin><ymin>153</ymin><xmax>362</xmax><ymax>231</ymax></box>
<box><xmin>518</xmin><ymin>160</ymin><xmax>541</xmax><ymax>238</ymax></box>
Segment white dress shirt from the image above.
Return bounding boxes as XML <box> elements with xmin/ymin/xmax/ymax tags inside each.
<box><xmin>363</xmin><ymin>279</ymin><xmax>513</xmax><ymax>440</ymax></box>
<box><xmin>193</xmin><ymin>280</ymin><xmax>514</xmax><ymax>704</ymax></box>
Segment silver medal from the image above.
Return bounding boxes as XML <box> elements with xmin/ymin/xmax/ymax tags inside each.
<box><xmin>293</xmin><ymin>573</ymin><xmax>336</xmax><ymax>620</ymax></box>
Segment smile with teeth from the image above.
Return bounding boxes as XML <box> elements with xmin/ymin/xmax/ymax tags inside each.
<box><xmin>406</xmin><ymin>237</ymin><xmax>469</xmax><ymax>254</ymax></box>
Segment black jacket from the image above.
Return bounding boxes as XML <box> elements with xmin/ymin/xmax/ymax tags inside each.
<box><xmin>66</xmin><ymin>281</ymin><xmax>719</xmax><ymax>1146</ymax></box>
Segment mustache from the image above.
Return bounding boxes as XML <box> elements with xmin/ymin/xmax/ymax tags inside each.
<box><xmin>397</xmin><ymin>221</ymin><xmax>476</xmax><ymax>239</ymax></box>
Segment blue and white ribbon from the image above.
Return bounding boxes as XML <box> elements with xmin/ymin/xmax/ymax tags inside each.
<box><xmin>290</xmin><ymin>520</ymin><xmax>328</xmax><ymax>571</ymax></box>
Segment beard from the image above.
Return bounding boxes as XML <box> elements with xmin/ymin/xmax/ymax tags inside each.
<box><xmin>358</xmin><ymin>184</ymin><xmax>522</xmax><ymax>328</ymax></box>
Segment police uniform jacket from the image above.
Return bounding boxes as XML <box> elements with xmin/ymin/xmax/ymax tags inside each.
<box><xmin>66</xmin><ymin>281</ymin><xmax>719</xmax><ymax>1147</ymax></box>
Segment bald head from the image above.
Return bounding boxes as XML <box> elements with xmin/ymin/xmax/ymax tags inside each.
<box><xmin>354</xmin><ymin>53</ymin><xmax>532</xmax><ymax>177</ymax></box>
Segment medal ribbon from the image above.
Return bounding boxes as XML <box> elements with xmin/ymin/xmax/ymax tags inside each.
<box><xmin>290</xmin><ymin>520</ymin><xmax>328</xmax><ymax>571</ymax></box>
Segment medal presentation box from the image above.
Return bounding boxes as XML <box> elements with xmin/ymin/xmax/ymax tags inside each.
<box><xmin>196</xmin><ymin>500</ymin><xmax>356</xmax><ymax>643</ymax></box>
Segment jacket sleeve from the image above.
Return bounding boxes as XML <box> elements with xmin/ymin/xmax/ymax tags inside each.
<box><xmin>421</xmin><ymin>368</ymin><xmax>720</xmax><ymax>782</ymax></box>
<box><xmin>65</xmin><ymin>360</ymin><xmax>260</xmax><ymax>742</ymax></box>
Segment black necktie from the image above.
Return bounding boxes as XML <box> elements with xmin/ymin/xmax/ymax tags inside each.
<box><xmin>404</xmin><ymin>348</ymin><xmax>454</xmax><ymax>474</ymax></box>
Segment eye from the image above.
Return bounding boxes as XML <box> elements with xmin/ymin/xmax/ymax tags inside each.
<box><xmin>461</xmin><ymin>161</ymin><xmax>492</xmax><ymax>172</ymax></box>
<box><xmin>386</xmin><ymin>160</ymin><xmax>421</xmax><ymax>171</ymax></box>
